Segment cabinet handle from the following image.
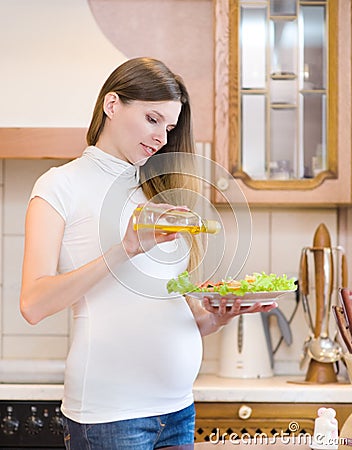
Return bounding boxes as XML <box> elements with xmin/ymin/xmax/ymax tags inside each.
<box><xmin>238</xmin><ymin>405</ymin><xmax>252</xmax><ymax>420</ymax></box>
<box><xmin>216</xmin><ymin>177</ymin><xmax>229</xmax><ymax>191</ymax></box>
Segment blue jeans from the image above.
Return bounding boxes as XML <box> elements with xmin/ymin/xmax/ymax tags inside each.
<box><xmin>62</xmin><ymin>403</ymin><xmax>195</xmax><ymax>450</ymax></box>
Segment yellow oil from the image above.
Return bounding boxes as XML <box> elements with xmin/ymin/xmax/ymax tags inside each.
<box><xmin>133</xmin><ymin>223</ymin><xmax>205</xmax><ymax>234</ymax></box>
<box><xmin>132</xmin><ymin>206</ymin><xmax>220</xmax><ymax>234</ymax></box>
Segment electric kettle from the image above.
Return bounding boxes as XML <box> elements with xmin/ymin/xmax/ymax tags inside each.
<box><xmin>218</xmin><ymin>309</ymin><xmax>292</xmax><ymax>378</ymax></box>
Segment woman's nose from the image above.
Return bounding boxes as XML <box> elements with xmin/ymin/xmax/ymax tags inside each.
<box><xmin>153</xmin><ymin>129</ymin><xmax>167</xmax><ymax>147</ymax></box>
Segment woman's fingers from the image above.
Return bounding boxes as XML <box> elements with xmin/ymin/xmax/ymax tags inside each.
<box><xmin>202</xmin><ymin>298</ymin><xmax>278</xmax><ymax>317</ymax></box>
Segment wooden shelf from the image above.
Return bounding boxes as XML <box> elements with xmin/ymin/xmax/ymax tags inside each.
<box><xmin>0</xmin><ymin>128</ymin><xmax>87</xmax><ymax>159</ymax></box>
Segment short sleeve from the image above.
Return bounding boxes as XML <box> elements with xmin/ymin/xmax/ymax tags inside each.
<box><xmin>30</xmin><ymin>167</ymin><xmax>72</xmax><ymax>221</ymax></box>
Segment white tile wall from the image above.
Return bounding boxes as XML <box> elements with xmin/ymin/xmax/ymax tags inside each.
<box><xmin>3</xmin><ymin>160</ymin><xmax>67</xmax><ymax>235</ymax></box>
<box><xmin>1</xmin><ymin>159</ymin><xmax>70</xmax><ymax>359</ymax></box>
<box><xmin>0</xmin><ymin>155</ymin><xmax>343</xmax><ymax>379</ymax></box>
<box><xmin>2</xmin><ymin>335</ymin><xmax>69</xmax><ymax>359</ymax></box>
<box><xmin>2</xmin><ymin>235</ymin><xmax>69</xmax><ymax>335</ymax></box>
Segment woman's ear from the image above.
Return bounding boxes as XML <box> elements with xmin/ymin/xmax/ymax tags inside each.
<box><xmin>103</xmin><ymin>92</ymin><xmax>119</xmax><ymax>119</ymax></box>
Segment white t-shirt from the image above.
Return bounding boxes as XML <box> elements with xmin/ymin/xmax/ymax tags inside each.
<box><xmin>30</xmin><ymin>146</ymin><xmax>202</xmax><ymax>423</ymax></box>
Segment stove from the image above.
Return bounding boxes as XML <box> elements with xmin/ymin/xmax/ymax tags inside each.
<box><xmin>0</xmin><ymin>400</ymin><xmax>65</xmax><ymax>449</ymax></box>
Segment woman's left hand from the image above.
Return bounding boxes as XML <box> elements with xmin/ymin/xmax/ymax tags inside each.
<box><xmin>202</xmin><ymin>297</ymin><xmax>278</xmax><ymax>328</ymax></box>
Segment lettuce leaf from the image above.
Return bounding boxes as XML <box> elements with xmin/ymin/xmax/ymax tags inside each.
<box><xmin>166</xmin><ymin>271</ymin><xmax>198</xmax><ymax>295</ymax></box>
<box><xmin>167</xmin><ymin>271</ymin><xmax>297</xmax><ymax>296</ymax></box>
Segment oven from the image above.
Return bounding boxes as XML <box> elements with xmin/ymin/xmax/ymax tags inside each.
<box><xmin>0</xmin><ymin>400</ymin><xmax>65</xmax><ymax>449</ymax></box>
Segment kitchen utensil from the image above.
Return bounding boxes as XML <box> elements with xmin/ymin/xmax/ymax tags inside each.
<box><xmin>300</xmin><ymin>249</ymin><xmax>314</xmax><ymax>331</ymax></box>
<box><xmin>307</xmin><ymin>335</ymin><xmax>342</xmax><ymax>363</ymax></box>
<box><xmin>261</xmin><ymin>308</ymin><xmax>292</xmax><ymax>368</ymax></box>
<box><xmin>338</xmin><ymin>288</ymin><xmax>352</xmax><ymax>334</ymax></box>
<box><xmin>299</xmin><ymin>223</ymin><xmax>345</xmax><ymax>383</ymax></box>
<box><xmin>300</xmin><ymin>336</ymin><xmax>311</xmax><ymax>370</ymax></box>
<box><xmin>306</xmin><ymin>248</ymin><xmax>341</xmax><ymax>363</ymax></box>
<box><xmin>342</xmin><ymin>254</ymin><xmax>348</xmax><ymax>287</ymax></box>
<box><xmin>299</xmin><ymin>250</ymin><xmax>313</xmax><ymax>369</ymax></box>
<box><xmin>332</xmin><ymin>305</ymin><xmax>352</xmax><ymax>353</ymax></box>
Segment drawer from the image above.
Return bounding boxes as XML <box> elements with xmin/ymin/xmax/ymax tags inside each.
<box><xmin>194</xmin><ymin>402</ymin><xmax>352</xmax><ymax>442</ymax></box>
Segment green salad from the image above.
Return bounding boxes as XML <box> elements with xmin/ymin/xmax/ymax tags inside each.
<box><xmin>167</xmin><ymin>271</ymin><xmax>297</xmax><ymax>296</ymax></box>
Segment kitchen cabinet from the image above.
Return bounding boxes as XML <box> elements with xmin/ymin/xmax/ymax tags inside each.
<box><xmin>194</xmin><ymin>402</ymin><xmax>352</xmax><ymax>442</ymax></box>
<box><xmin>213</xmin><ymin>0</ymin><xmax>352</xmax><ymax>205</ymax></box>
<box><xmin>0</xmin><ymin>128</ymin><xmax>86</xmax><ymax>159</ymax></box>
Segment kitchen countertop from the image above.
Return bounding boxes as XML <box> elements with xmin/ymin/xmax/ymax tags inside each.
<box><xmin>193</xmin><ymin>374</ymin><xmax>352</xmax><ymax>403</ymax></box>
<box><xmin>0</xmin><ymin>375</ymin><xmax>351</xmax><ymax>402</ymax></box>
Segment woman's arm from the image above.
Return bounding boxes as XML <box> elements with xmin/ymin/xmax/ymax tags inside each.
<box><xmin>20</xmin><ymin>197</ymin><xmax>127</xmax><ymax>324</ymax></box>
<box><xmin>186</xmin><ymin>296</ymin><xmax>278</xmax><ymax>337</ymax></box>
<box><xmin>20</xmin><ymin>197</ymin><xmax>177</xmax><ymax>325</ymax></box>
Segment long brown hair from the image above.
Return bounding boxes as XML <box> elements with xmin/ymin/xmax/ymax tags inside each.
<box><xmin>87</xmin><ymin>57</ymin><xmax>202</xmax><ymax>273</ymax></box>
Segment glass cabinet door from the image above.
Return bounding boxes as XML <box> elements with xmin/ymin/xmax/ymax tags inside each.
<box><xmin>227</xmin><ymin>0</ymin><xmax>337</xmax><ymax>189</ymax></box>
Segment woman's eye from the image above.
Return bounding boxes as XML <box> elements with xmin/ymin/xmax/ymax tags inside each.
<box><xmin>146</xmin><ymin>115</ymin><xmax>157</xmax><ymax>124</ymax></box>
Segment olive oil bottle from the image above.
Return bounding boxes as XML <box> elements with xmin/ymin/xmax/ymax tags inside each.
<box><xmin>132</xmin><ymin>204</ymin><xmax>221</xmax><ymax>235</ymax></box>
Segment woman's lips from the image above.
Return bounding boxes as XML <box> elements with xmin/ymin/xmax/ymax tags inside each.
<box><xmin>141</xmin><ymin>143</ymin><xmax>157</xmax><ymax>156</ymax></box>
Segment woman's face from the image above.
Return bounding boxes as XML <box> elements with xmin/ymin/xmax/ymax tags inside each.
<box><xmin>99</xmin><ymin>93</ymin><xmax>182</xmax><ymax>165</ymax></box>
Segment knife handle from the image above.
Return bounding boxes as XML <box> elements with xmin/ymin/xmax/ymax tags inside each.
<box><xmin>342</xmin><ymin>253</ymin><xmax>348</xmax><ymax>288</ymax></box>
<box><xmin>332</xmin><ymin>305</ymin><xmax>352</xmax><ymax>353</ymax></box>
<box><xmin>313</xmin><ymin>224</ymin><xmax>331</xmax><ymax>337</ymax></box>
<box><xmin>299</xmin><ymin>249</ymin><xmax>309</xmax><ymax>296</ymax></box>
<box><xmin>341</xmin><ymin>288</ymin><xmax>352</xmax><ymax>334</ymax></box>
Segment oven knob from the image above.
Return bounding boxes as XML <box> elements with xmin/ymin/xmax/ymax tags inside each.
<box><xmin>1</xmin><ymin>406</ymin><xmax>19</xmax><ymax>435</ymax></box>
<box><xmin>49</xmin><ymin>407</ymin><xmax>64</xmax><ymax>435</ymax></box>
<box><xmin>25</xmin><ymin>406</ymin><xmax>44</xmax><ymax>435</ymax></box>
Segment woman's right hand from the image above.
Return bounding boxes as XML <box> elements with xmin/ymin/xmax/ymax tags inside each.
<box><xmin>122</xmin><ymin>204</ymin><xmax>180</xmax><ymax>257</ymax></box>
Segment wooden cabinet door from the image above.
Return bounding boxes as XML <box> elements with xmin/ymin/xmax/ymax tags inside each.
<box><xmin>195</xmin><ymin>402</ymin><xmax>352</xmax><ymax>442</ymax></box>
<box><xmin>213</xmin><ymin>0</ymin><xmax>352</xmax><ymax>206</ymax></box>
